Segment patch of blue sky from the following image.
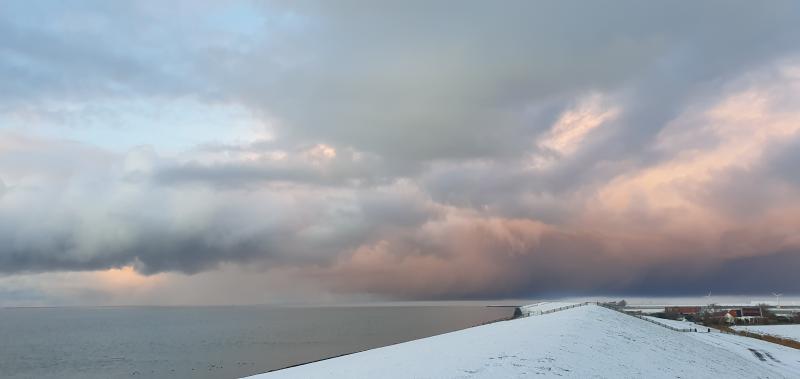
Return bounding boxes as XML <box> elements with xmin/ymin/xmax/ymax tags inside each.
<box><xmin>207</xmin><ymin>2</ymin><xmax>267</xmax><ymax>37</ymax></box>
<box><xmin>0</xmin><ymin>97</ymin><xmax>267</xmax><ymax>153</ymax></box>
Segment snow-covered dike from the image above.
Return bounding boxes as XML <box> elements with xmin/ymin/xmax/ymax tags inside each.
<box><xmin>250</xmin><ymin>303</ymin><xmax>800</xmax><ymax>378</ymax></box>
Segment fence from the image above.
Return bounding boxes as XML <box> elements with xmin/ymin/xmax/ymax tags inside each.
<box><xmin>516</xmin><ymin>302</ymin><xmax>591</xmax><ymax>318</ymax></box>
<box><xmin>719</xmin><ymin>326</ymin><xmax>800</xmax><ymax>350</ymax></box>
<box><xmin>596</xmin><ymin>302</ymin><xmax>695</xmax><ymax>332</ymax></box>
<box><xmin>516</xmin><ymin>302</ymin><xmax>698</xmax><ymax>332</ymax></box>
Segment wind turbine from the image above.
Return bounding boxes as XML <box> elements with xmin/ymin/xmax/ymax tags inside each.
<box><xmin>705</xmin><ymin>291</ymin><xmax>713</xmax><ymax>312</ymax></box>
<box><xmin>773</xmin><ymin>293</ymin><xmax>783</xmax><ymax>309</ymax></box>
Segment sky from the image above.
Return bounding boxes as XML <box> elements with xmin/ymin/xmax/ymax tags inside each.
<box><xmin>1</xmin><ymin>1</ymin><xmax>800</xmax><ymax>306</ymax></box>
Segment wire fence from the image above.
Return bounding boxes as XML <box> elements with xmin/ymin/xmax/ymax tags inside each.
<box><xmin>516</xmin><ymin>302</ymin><xmax>591</xmax><ymax>318</ymax></box>
<box><xmin>516</xmin><ymin>301</ymin><xmax>698</xmax><ymax>332</ymax></box>
<box><xmin>513</xmin><ymin>302</ymin><xmax>800</xmax><ymax>351</ymax></box>
<box><xmin>596</xmin><ymin>302</ymin><xmax>696</xmax><ymax>332</ymax></box>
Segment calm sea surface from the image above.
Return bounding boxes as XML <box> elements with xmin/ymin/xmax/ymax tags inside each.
<box><xmin>0</xmin><ymin>305</ymin><xmax>513</xmax><ymax>378</ymax></box>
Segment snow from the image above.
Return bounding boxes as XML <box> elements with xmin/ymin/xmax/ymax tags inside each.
<box><xmin>685</xmin><ymin>328</ymin><xmax>800</xmax><ymax>376</ymax></box>
<box><xmin>626</xmin><ymin>308</ymin><xmax>664</xmax><ymax>314</ymax></box>
<box><xmin>642</xmin><ymin>316</ymin><xmax>708</xmax><ymax>331</ymax></box>
<box><xmin>733</xmin><ymin>325</ymin><xmax>800</xmax><ymax>342</ymax></box>
<box><xmin>516</xmin><ymin>301</ymin><xmax>583</xmax><ymax>316</ymax></box>
<box><xmin>250</xmin><ymin>303</ymin><xmax>800</xmax><ymax>378</ymax></box>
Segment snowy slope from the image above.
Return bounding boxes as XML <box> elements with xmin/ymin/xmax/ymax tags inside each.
<box><xmin>685</xmin><ymin>328</ymin><xmax>800</xmax><ymax>376</ymax></box>
<box><xmin>733</xmin><ymin>325</ymin><xmax>800</xmax><ymax>342</ymax></box>
<box><xmin>251</xmin><ymin>304</ymin><xmax>800</xmax><ymax>378</ymax></box>
<box><xmin>634</xmin><ymin>316</ymin><xmax>800</xmax><ymax>376</ymax></box>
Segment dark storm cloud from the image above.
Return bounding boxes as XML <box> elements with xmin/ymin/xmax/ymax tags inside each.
<box><xmin>624</xmin><ymin>250</ymin><xmax>800</xmax><ymax>296</ymax></box>
<box><xmin>0</xmin><ymin>219</ymin><xmax>272</xmax><ymax>275</ymax></box>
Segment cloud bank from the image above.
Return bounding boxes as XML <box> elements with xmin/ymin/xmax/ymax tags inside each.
<box><xmin>1</xmin><ymin>1</ymin><xmax>800</xmax><ymax>304</ymax></box>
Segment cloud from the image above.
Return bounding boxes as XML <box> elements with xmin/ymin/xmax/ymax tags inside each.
<box><xmin>215</xmin><ymin>0</ymin><xmax>800</xmax><ymax>168</ymax></box>
<box><xmin>627</xmin><ymin>249</ymin><xmax>800</xmax><ymax>296</ymax></box>
<box><xmin>153</xmin><ymin>143</ymin><xmax>394</xmax><ymax>188</ymax></box>
<box><xmin>0</xmin><ymin>136</ymin><xmax>440</xmax><ymax>278</ymax></box>
<box><xmin>2</xmin><ymin>1</ymin><xmax>800</xmax><ymax>304</ymax></box>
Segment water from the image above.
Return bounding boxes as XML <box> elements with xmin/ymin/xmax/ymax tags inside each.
<box><xmin>0</xmin><ymin>305</ymin><xmax>512</xmax><ymax>378</ymax></box>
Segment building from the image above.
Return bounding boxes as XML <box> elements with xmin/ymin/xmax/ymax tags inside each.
<box><xmin>741</xmin><ymin>307</ymin><xmax>762</xmax><ymax>317</ymax></box>
<box><xmin>665</xmin><ymin>306</ymin><xmax>701</xmax><ymax>315</ymax></box>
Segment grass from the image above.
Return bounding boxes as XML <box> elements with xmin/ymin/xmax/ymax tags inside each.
<box><xmin>714</xmin><ymin>325</ymin><xmax>800</xmax><ymax>350</ymax></box>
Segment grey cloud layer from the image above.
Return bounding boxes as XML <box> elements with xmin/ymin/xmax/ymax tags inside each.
<box><xmin>6</xmin><ymin>1</ymin><xmax>798</xmax><ymax>164</ymax></box>
<box><xmin>228</xmin><ymin>1</ymin><xmax>800</xmax><ymax>165</ymax></box>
